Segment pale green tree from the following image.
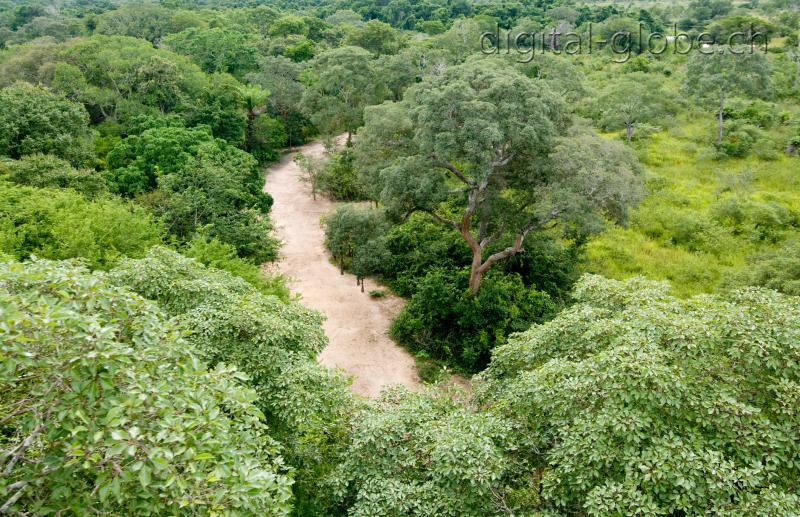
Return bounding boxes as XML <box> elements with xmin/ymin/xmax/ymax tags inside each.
<box><xmin>300</xmin><ymin>46</ymin><xmax>387</xmax><ymax>142</ymax></box>
<box><xmin>684</xmin><ymin>46</ymin><xmax>771</xmax><ymax>146</ymax></box>
<box><xmin>586</xmin><ymin>72</ymin><xmax>681</xmax><ymax>142</ymax></box>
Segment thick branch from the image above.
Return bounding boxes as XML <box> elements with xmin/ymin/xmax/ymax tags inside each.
<box><xmin>2</xmin><ymin>424</ymin><xmax>44</xmax><ymax>476</ymax></box>
<box><xmin>491</xmin><ymin>152</ymin><xmax>514</xmax><ymax>168</ymax></box>
<box><xmin>421</xmin><ymin>209</ymin><xmax>459</xmax><ymax>230</ymax></box>
<box><xmin>479</xmin><ymin>223</ymin><xmax>504</xmax><ymax>248</ymax></box>
<box><xmin>435</xmin><ymin>159</ymin><xmax>473</xmax><ymax>186</ymax></box>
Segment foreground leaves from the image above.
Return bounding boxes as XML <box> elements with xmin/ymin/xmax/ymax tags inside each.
<box><xmin>0</xmin><ymin>259</ymin><xmax>292</xmax><ymax>515</ymax></box>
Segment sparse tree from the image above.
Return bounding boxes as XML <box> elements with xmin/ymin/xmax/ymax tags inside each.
<box><xmin>587</xmin><ymin>72</ymin><xmax>681</xmax><ymax>142</ymax></box>
<box><xmin>294</xmin><ymin>152</ymin><xmax>325</xmax><ymax>200</ymax></box>
<box><xmin>685</xmin><ymin>47</ymin><xmax>770</xmax><ymax>147</ymax></box>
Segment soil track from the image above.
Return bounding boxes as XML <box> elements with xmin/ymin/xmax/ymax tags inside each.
<box><xmin>263</xmin><ymin>140</ymin><xmax>420</xmax><ymax>397</ymax></box>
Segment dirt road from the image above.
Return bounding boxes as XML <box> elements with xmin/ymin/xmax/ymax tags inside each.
<box><xmin>263</xmin><ymin>140</ymin><xmax>420</xmax><ymax>398</ymax></box>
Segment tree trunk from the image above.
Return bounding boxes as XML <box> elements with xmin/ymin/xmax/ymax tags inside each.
<box><xmin>717</xmin><ymin>93</ymin><xmax>725</xmax><ymax>147</ymax></box>
<box><xmin>245</xmin><ymin>110</ymin><xmax>258</xmax><ymax>152</ymax></box>
<box><xmin>284</xmin><ymin>111</ymin><xmax>292</xmax><ymax>149</ymax></box>
<box><xmin>466</xmin><ymin>225</ymin><xmax>485</xmax><ymax>296</ymax></box>
<box><xmin>361</xmin><ymin>280</ymin><xmax>365</xmax><ymax>293</ymax></box>
<box><xmin>339</xmin><ymin>258</ymin><xmax>344</xmax><ymax>275</ymax></box>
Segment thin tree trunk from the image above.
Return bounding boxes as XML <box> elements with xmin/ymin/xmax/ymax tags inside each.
<box><xmin>246</xmin><ymin>111</ymin><xmax>256</xmax><ymax>152</ymax></box>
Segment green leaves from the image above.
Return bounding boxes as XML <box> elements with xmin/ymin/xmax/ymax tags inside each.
<box><xmin>300</xmin><ymin>46</ymin><xmax>388</xmax><ymax>136</ymax></box>
<box><xmin>479</xmin><ymin>274</ymin><xmax>800</xmax><ymax>514</ymax></box>
<box><xmin>111</xmin><ymin>247</ymin><xmax>356</xmax><ymax>513</ymax></box>
<box><xmin>331</xmin><ymin>388</ymin><xmax>511</xmax><ymax>517</ymax></box>
<box><xmin>0</xmin><ymin>258</ymin><xmax>292</xmax><ymax>514</ymax></box>
<box><xmin>0</xmin><ymin>82</ymin><xmax>94</xmax><ymax>165</ymax></box>
<box><xmin>0</xmin><ymin>181</ymin><xmax>163</xmax><ymax>269</ymax></box>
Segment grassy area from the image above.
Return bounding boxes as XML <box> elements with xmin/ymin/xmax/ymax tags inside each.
<box><xmin>586</xmin><ymin>116</ymin><xmax>799</xmax><ymax>296</ymax></box>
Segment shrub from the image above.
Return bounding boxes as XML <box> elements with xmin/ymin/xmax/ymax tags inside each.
<box><xmin>0</xmin><ymin>182</ymin><xmax>163</xmax><ymax>269</ymax></box>
<box><xmin>717</xmin><ymin>120</ymin><xmax>759</xmax><ymax>158</ymax></box>
<box><xmin>323</xmin><ymin>204</ymin><xmax>387</xmax><ymax>273</ymax></box>
<box><xmin>391</xmin><ymin>267</ymin><xmax>555</xmax><ymax>372</ymax></box>
<box><xmin>723</xmin><ymin>98</ymin><xmax>779</xmax><ymax>129</ymax></box>
<box><xmin>318</xmin><ymin>148</ymin><xmax>367</xmax><ymax>200</ymax></box>
<box><xmin>4</xmin><ymin>153</ymin><xmax>107</xmax><ymax>197</ymax></box>
<box><xmin>729</xmin><ymin>237</ymin><xmax>800</xmax><ymax>295</ymax></box>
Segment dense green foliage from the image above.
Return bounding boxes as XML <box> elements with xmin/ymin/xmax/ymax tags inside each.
<box><xmin>0</xmin><ymin>259</ymin><xmax>293</xmax><ymax>515</ymax></box>
<box><xmin>0</xmin><ymin>0</ymin><xmax>799</xmax><ymax>513</ymax></box>
<box><xmin>391</xmin><ymin>267</ymin><xmax>555</xmax><ymax>371</ymax></box>
<box><xmin>2</xmin><ymin>154</ymin><xmax>106</xmax><ymax>197</ymax></box>
<box><xmin>0</xmin><ymin>181</ymin><xmax>162</xmax><ymax>269</ymax></box>
<box><xmin>478</xmin><ymin>275</ymin><xmax>800</xmax><ymax>514</ymax></box>
<box><xmin>0</xmin><ymin>82</ymin><xmax>93</xmax><ymax>164</ymax></box>
<box><xmin>110</xmin><ymin>248</ymin><xmax>356</xmax><ymax>515</ymax></box>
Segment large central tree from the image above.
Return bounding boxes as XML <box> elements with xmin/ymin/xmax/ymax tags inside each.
<box><xmin>356</xmin><ymin>60</ymin><xmax>642</xmax><ymax>294</ymax></box>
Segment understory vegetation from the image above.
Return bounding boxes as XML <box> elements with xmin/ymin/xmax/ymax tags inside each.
<box><xmin>1</xmin><ymin>0</ymin><xmax>799</xmax><ymax>514</ymax></box>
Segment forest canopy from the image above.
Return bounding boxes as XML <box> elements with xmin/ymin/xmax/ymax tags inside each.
<box><xmin>0</xmin><ymin>0</ymin><xmax>798</xmax><ymax>514</ymax></box>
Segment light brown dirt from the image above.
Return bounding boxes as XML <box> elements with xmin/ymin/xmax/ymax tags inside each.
<box><xmin>263</xmin><ymin>139</ymin><xmax>421</xmax><ymax>398</ymax></box>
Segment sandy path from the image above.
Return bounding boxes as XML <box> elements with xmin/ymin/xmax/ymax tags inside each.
<box><xmin>263</xmin><ymin>140</ymin><xmax>420</xmax><ymax>398</ymax></box>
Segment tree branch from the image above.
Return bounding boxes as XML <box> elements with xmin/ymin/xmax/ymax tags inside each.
<box><xmin>421</xmin><ymin>208</ymin><xmax>459</xmax><ymax>230</ymax></box>
<box><xmin>435</xmin><ymin>159</ymin><xmax>474</xmax><ymax>187</ymax></box>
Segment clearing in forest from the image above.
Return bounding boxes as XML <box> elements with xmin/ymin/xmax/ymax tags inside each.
<box><xmin>263</xmin><ymin>140</ymin><xmax>421</xmax><ymax>397</ymax></box>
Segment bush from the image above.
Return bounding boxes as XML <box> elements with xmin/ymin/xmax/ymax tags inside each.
<box><xmin>717</xmin><ymin>121</ymin><xmax>759</xmax><ymax>158</ymax></box>
<box><xmin>723</xmin><ymin>98</ymin><xmax>779</xmax><ymax>129</ymax></box>
<box><xmin>323</xmin><ymin>204</ymin><xmax>388</xmax><ymax>272</ymax></box>
<box><xmin>729</xmin><ymin>237</ymin><xmax>800</xmax><ymax>295</ymax></box>
<box><xmin>711</xmin><ymin>196</ymin><xmax>797</xmax><ymax>243</ymax></box>
<box><xmin>184</xmin><ymin>233</ymin><xmax>290</xmax><ymax>300</ymax></box>
<box><xmin>318</xmin><ymin>148</ymin><xmax>367</xmax><ymax>200</ymax></box>
<box><xmin>0</xmin><ymin>258</ymin><xmax>292</xmax><ymax>515</ymax></box>
<box><xmin>4</xmin><ymin>153</ymin><xmax>107</xmax><ymax>197</ymax></box>
<box><xmin>391</xmin><ymin>267</ymin><xmax>555</xmax><ymax>372</ymax></box>
<box><xmin>0</xmin><ymin>182</ymin><xmax>163</xmax><ymax>269</ymax></box>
